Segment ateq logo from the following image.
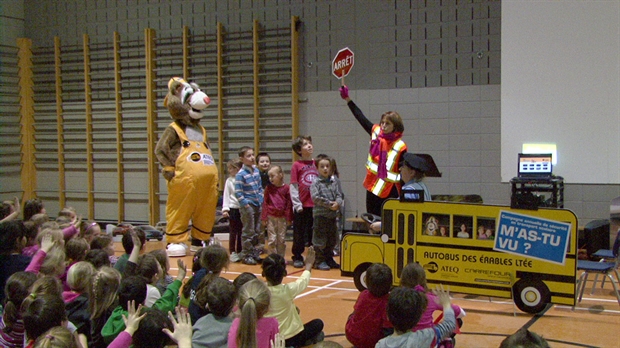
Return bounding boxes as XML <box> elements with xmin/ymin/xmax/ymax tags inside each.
<box><xmin>424</xmin><ymin>262</ymin><xmax>438</xmax><ymax>273</ymax></box>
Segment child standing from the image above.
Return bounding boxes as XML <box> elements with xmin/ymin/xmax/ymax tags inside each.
<box><xmin>261</xmin><ymin>165</ymin><xmax>293</xmax><ymax>258</ymax></box>
<box><xmin>375</xmin><ymin>286</ymin><xmax>456</xmax><ymax>348</ymax></box>
<box><xmin>256</xmin><ymin>152</ymin><xmax>272</xmax><ymax>252</ymax></box>
<box><xmin>222</xmin><ymin>158</ymin><xmax>243</xmax><ymax>263</ymax></box>
<box><xmin>262</xmin><ymin>248</ymin><xmax>324</xmax><ymax>347</ymax></box>
<box><xmin>235</xmin><ymin>146</ymin><xmax>264</xmax><ymax>265</ymax></box>
<box><xmin>290</xmin><ymin>136</ymin><xmax>318</xmax><ymax>268</ymax></box>
<box><xmin>310</xmin><ymin>156</ymin><xmax>343</xmax><ymax>270</ymax></box>
<box><xmin>256</xmin><ymin>152</ymin><xmax>272</xmax><ymax>189</ymax></box>
<box><xmin>228</xmin><ymin>279</ymin><xmax>279</xmax><ymax>348</ymax></box>
<box><xmin>345</xmin><ymin>263</ymin><xmax>393</xmax><ymax>348</ymax></box>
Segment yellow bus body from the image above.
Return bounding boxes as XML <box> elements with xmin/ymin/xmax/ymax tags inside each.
<box><xmin>341</xmin><ymin>200</ymin><xmax>578</xmax><ymax>313</ymax></box>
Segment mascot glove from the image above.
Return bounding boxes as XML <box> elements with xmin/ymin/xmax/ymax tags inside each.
<box><xmin>339</xmin><ymin>85</ymin><xmax>349</xmax><ymax>100</ymax></box>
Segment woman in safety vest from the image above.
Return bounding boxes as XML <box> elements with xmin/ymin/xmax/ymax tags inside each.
<box><xmin>339</xmin><ymin>85</ymin><xmax>407</xmax><ymax>216</ymax></box>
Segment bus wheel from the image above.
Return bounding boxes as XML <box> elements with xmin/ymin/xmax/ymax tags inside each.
<box><xmin>353</xmin><ymin>262</ymin><xmax>372</xmax><ymax>292</ymax></box>
<box><xmin>513</xmin><ymin>279</ymin><xmax>550</xmax><ymax>314</ymax></box>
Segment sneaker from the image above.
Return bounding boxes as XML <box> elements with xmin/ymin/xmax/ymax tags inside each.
<box><xmin>229</xmin><ymin>252</ymin><xmax>240</xmax><ymax>263</ymax></box>
<box><xmin>293</xmin><ymin>260</ymin><xmax>304</xmax><ymax>268</ymax></box>
<box><xmin>326</xmin><ymin>259</ymin><xmax>340</xmax><ymax>269</ymax></box>
<box><xmin>166</xmin><ymin>243</ymin><xmax>188</xmax><ymax>257</ymax></box>
<box><xmin>315</xmin><ymin>262</ymin><xmax>330</xmax><ymax>271</ymax></box>
<box><xmin>242</xmin><ymin>256</ymin><xmax>257</xmax><ymax>265</ymax></box>
<box><xmin>190</xmin><ymin>238</ymin><xmax>206</xmax><ymax>252</ymax></box>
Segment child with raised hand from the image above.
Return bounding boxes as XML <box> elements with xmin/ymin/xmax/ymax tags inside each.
<box><xmin>0</xmin><ymin>196</ymin><xmax>20</xmax><ymax>222</ymax></box>
<box><xmin>101</xmin><ymin>256</ymin><xmax>186</xmax><ymax>345</ymax></box>
<box><xmin>192</xmin><ymin>277</ymin><xmax>236</xmax><ymax>348</ymax></box>
<box><xmin>235</xmin><ymin>146</ymin><xmax>264</xmax><ymax>265</ymax></box>
<box><xmin>0</xmin><ymin>271</ymin><xmax>38</xmax><ymax>347</ymax></box>
<box><xmin>222</xmin><ymin>159</ymin><xmax>243</xmax><ymax>262</ymax></box>
<box><xmin>310</xmin><ymin>155</ymin><xmax>343</xmax><ymax>270</ymax></box>
<box><xmin>261</xmin><ymin>165</ymin><xmax>293</xmax><ymax>258</ymax></box>
<box><xmin>376</xmin><ymin>285</ymin><xmax>456</xmax><ymax>348</ymax></box>
<box><xmin>345</xmin><ymin>263</ymin><xmax>393</xmax><ymax>348</ymax></box>
<box><xmin>290</xmin><ymin>136</ymin><xmax>318</xmax><ymax>268</ymax></box>
<box><xmin>400</xmin><ymin>262</ymin><xmax>465</xmax><ymax>341</ymax></box>
<box><xmin>188</xmin><ymin>243</ymin><xmax>230</xmax><ymax>324</ymax></box>
<box><xmin>106</xmin><ymin>300</ymin><xmax>146</xmax><ymax>348</ymax></box>
<box><xmin>262</xmin><ymin>247</ymin><xmax>324</xmax><ymax>347</ymax></box>
<box><xmin>228</xmin><ymin>279</ymin><xmax>278</xmax><ymax>348</ymax></box>
<box><xmin>114</xmin><ymin>228</ymin><xmax>146</xmax><ymax>274</ymax></box>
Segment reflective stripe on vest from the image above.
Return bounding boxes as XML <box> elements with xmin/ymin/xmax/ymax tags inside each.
<box><xmin>365</xmin><ymin>125</ymin><xmax>405</xmax><ymax>183</ymax></box>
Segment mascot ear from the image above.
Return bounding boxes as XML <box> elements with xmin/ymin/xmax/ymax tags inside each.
<box><xmin>163</xmin><ymin>77</ymin><xmax>187</xmax><ymax>107</ymax></box>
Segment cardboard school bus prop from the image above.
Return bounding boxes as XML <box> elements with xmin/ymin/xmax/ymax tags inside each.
<box><xmin>340</xmin><ymin>199</ymin><xmax>578</xmax><ymax>314</ymax></box>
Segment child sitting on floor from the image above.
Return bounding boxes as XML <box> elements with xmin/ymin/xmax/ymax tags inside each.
<box><xmin>345</xmin><ymin>263</ymin><xmax>393</xmax><ymax>348</ymax></box>
<box><xmin>400</xmin><ymin>262</ymin><xmax>465</xmax><ymax>347</ymax></box>
<box><xmin>192</xmin><ymin>277</ymin><xmax>237</xmax><ymax>348</ymax></box>
<box><xmin>375</xmin><ymin>286</ymin><xmax>456</xmax><ymax>348</ymax></box>
<box><xmin>228</xmin><ymin>279</ymin><xmax>278</xmax><ymax>348</ymax></box>
<box><xmin>262</xmin><ymin>247</ymin><xmax>324</xmax><ymax>347</ymax></box>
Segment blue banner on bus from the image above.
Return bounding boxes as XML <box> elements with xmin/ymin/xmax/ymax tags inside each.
<box><xmin>494</xmin><ymin>210</ymin><xmax>571</xmax><ymax>265</ymax></box>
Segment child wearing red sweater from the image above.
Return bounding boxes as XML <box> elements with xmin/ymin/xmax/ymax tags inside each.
<box><xmin>345</xmin><ymin>263</ymin><xmax>393</xmax><ymax>348</ymax></box>
<box><xmin>261</xmin><ymin>165</ymin><xmax>293</xmax><ymax>258</ymax></box>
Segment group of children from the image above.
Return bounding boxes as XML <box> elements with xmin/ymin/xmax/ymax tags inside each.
<box><xmin>222</xmin><ymin>136</ymin><xmax>344</xmax><ymax>271</ymax></box>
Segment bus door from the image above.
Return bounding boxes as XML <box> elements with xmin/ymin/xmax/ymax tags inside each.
<box><xmin>391</xmin><ymin>205</ymin><xmax>418</xmax><ymax>282</ymax></box>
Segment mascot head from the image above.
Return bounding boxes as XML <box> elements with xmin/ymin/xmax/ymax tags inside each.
<box><xmin>164</xmin><ymin>77</ymin><xmax>211</xmax><ymax>126</ymax></box>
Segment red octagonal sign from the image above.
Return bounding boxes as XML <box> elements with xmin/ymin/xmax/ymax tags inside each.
<box><xmin>332</xmin><ymin>47</ymin><xmax>354</xmax><ymax>79</ymax></box>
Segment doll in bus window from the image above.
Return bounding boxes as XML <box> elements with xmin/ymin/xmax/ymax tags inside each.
<box><xmin>424</xmin><ymin>216</ymin><xmax>439</xmax><ymax>236</ymax></box>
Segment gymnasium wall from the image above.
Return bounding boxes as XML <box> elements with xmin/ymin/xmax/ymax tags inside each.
<box><xmin>1</xmin><ymin>0</ymin><xmax>617</xmax><ymax>225</ymax></box>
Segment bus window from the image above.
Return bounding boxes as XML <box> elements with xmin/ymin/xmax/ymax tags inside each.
<box><xmin>476</xmin><ymin>217</ymin><xmax>495</xmax><ymax>240</ymax></box>
<box><xmin>422</xmin><ymin>213</ymin><xmax>449</xmax><ymax>236</ymax></box>
<box><xmin>476</xmin><ymin>217</ymin><xmax>496</xmax><ymax>240</ymax></box>
<box><xmin>454</xmin><ymin>215</ymin><xmax>473</xmax><ymax>239</ymax></box>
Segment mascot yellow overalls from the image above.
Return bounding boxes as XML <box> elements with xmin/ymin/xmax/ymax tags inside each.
<box><xmin>155</xmin><ymin>77</ymin><xmax>219</xmax><ymax>257</ymax></box>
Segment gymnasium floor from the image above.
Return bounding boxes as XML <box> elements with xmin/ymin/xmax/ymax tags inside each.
<box><xmin>133</xmin><ymin>240</ymin><xmax>620</xmax><ymax>348</ymax></box>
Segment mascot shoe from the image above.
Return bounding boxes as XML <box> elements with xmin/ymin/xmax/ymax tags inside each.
<box><xmin>166</xmin><ymin>242</ymin><xmax>188</xmax><ymax>257</ymax></box>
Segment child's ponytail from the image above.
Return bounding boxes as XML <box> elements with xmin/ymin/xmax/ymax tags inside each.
<box><xmin>88</xmin><ymin>266</ymin><xmax>121</xmax><ymax>319</ymax></box>
<box><xmin>236</xmin><ymin>279</ymin><xmax>270</xmax><ymax>348</ymax></box>
<box><xmin>2</xmin><ymin>272</ymin><xmax>38</xmax><ymax>332</ymax></box>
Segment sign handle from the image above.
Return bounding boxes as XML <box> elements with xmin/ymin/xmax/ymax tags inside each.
<box><xmin>341</xmin><ymin>69</ymin><xmax>345</xmax><ymax>86</ymax></box>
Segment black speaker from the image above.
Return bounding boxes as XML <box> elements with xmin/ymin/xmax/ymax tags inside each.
<box><xmin>583</xmin><ymin>219</ymin><xmax>610</xmax><ymax>259</ymax></box>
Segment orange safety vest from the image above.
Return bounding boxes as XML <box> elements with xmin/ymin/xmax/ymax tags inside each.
<box><xmin>363</xmin><ymin>124</ymin><xmax>407</xmax><ymax>198</ymax></box>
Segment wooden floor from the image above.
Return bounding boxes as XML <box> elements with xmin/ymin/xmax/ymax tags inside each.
<box><xmin>130</xmin><ymin>240</ymin><xmax>620</xmax><ymax>348</ymax></box>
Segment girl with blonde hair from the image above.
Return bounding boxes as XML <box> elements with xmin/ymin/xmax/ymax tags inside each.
<box><xmin>228</xmin><ymin>279</ymin><xmax>278</xmax><ymax>348</ymax></box>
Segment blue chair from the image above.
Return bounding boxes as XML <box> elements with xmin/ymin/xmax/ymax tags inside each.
<box><xmin>575</xmin><ymin>229</ymin><xmax>620</xmax><ymax>305</ymax></box>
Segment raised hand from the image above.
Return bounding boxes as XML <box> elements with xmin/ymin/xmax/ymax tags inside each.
<box><xmin>339</xmin><ymin>85</ymin><xmax>349</xmax><ymax>100</ymax></box>
<box><xmin>122</xmin><ymin>300</ymin><xmax>146</xmax><ymax>336</ymax></box>
<box><xmin>163</xmin><ymin>306</ymin><xmax>192</xmax><ymax>348</ymax></box>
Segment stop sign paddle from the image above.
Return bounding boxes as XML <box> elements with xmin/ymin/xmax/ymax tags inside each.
<box><xmin>332</xmin><ymin>47</ymin><xmax>354</xmax><ymax>85</ymax></box>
